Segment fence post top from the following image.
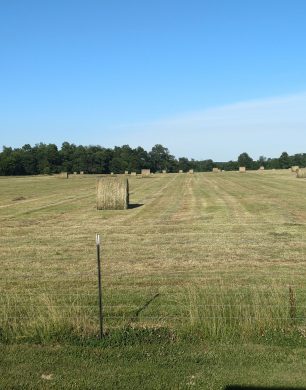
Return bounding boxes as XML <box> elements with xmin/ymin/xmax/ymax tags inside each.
<box><xmin>96</xmin><ymin>233</ymin><xmax>100</xmax><ymax>245</ymax></box>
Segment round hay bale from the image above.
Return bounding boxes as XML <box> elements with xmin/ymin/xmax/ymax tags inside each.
<box><xmin>141</xmin><ymin>169</ymin><xmax>150</xmax><ymax>176</ymax></box>
<box><xmin>97</xmin><ymin>177</ymin><xmax>129</xmax><ymax>210</ymax></box>
<box><xmin>239</xmin><ymin>167</ymin><xmax>246</xmax><ymax>173</ymax></box>
<box><xmin>297</xmin><ymin>169</ymin><xmax>306</xmax><ymax>178</ymax></box>
<box><xmin>291</xmin><ymin>166</ymin><xmax>299</xmax><ymax>173</ymax></box>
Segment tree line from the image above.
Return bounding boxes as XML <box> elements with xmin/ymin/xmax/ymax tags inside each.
<box><xmin>0</xmin><ymin>142</ymin><xmax>305</xmax><ymax>176</ymax></box>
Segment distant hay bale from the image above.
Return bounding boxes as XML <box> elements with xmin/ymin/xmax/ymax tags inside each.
<box><xmin>80</xmin><ymin>171</ymin><xmax>84</xmax><ymax>175</ymax></box>
<box><xmin>73</xmin><ymin>172</ymin><xmax>77</xmax><ymax>175</ymax></box>
<box><xmin>188</xmin><ymin>169</ymin><xmax>194</xmax><ymax>174</ymax></box>
<box><xmin>141</xmin><ymin>169</ymin><xmax>150</xmax><ymax>176</ymax></box>
<box><xmin>96</xmin><ymin>177</ymin><xmax>129</xmax><ymax>210</ymax></box>
<box><xmin>110</xmin><ymin>172</ymin><xmax>114</xmax><ymax>175</ymax></box>
<box><xmin>291</xmin><ymin>166</ymin><xmax>299</xmax><ymax>173</ymax></box>
<box><xmin>258</xmin><ymin>166</ymin><xmax>264</xmax><ymax>173</ymax></box>
<box><xmin>179</xmin><ymin>170</ymin><xmax>183</xmax><ymax>173</ymax></box>
<box><xmin>212</xmin><ymin>167</ymin><xmax>219</xmax><ymax>173</ymax></box>
<box><xmin>131</xmin><ymin>172</ymin><xmax>137</xmax><ymax>176</ymax></box>
<box><xmin>125</xmin><ymin>171</ymin><xmax>129</xmax><ymax>175</ymax></box>
<box><xmin>297</xmin><ymin>169</ymin><xmax>306</xmax><ymax>178</ymax></box>
<box><xmin>239</xmin><ymin>167</ymin><xmax>246</xmax><ymax>173</ymax></box>
<box><xmin>59</xmin><ymin>172</ymin><xmax>68</xmax><ymax>179</ymax></box>
<box><xmin>162</xmin><ymin>170</ymin><xmax>167</xmax><ymax>174</ymax></box>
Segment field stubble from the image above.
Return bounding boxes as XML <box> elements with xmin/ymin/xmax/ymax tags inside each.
<box><xmin>1</xmin><ymin>171</ymin><xmax>306</xmax><ymax>342</ymax></box>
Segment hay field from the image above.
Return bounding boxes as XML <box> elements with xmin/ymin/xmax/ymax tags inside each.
<box><xmin>1</xmin><ymin>171</ymin><xmax>306</xmax><ymax>342</ymax></box>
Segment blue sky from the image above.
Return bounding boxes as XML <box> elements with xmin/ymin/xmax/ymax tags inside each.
<box><xmin>1</xmin><ymin>0</ymin><xmax>306</xmax><ymax>160</ymax></box>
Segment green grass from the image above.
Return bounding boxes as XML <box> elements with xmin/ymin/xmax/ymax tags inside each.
<box><xmin>1</xmin><ymin>171</ymin><xmax>306</xmax><ymax>388</ymax></box>
<box><xmin>2</xmin><ymin>340</ymin><xmax>306</xmax><ymax>389</ymax></box>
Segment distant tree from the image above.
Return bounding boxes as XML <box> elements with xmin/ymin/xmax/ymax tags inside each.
<box><xmin>2</xmin><ymin>141</ymin><xmax>306</xmax><ymax>176</ymax></box>
<box><xmin>149</xmin><ymin>144</ymin><xmax>175</xmax><ymax>172</ymax></box>
<box><xmin>178</xmin><ymin>157</ymin><xmax>191</xmax><ymax>172</ymax></box>
<box><xmin>134</xmin><ymin>147</ymin><xmax>150</xmax><ymax>172</ymax></box>
<box><xmin>238</xmin><ymin>152</ymin><xmax>253</xmax><ymax>169</ymax></box>
<box><xmin>258</xmin><ymin>155</ymin><xmax>267</xmax><ymax>165</ymax></box>
<box><xmin>0</xmin><ymin>147</ymin><xmax>16</xmax><ymax>175</ymax></box>
<box><xmin>279</xmin><ymin>151</ymin><xmax>290</xmax><ymax>169</ymax></box>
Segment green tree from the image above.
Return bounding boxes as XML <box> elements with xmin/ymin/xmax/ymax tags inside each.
<box><xmin>149</xmin><ymin>144</ymin><xmax>175</xmax><ymax>172</ymax></box>
<box><xmin>238</xmin><ymin>152</ymin><xmax>253</xmax><ymax>169</ymax></box>
<box><xmin>178</xmin><ymin>157</ymin><xmax>191</xmax><ymax>172</ymax></box>
<box><xmin>279</xmin><ymin>152</ymin><xmax>290</xmax><ymax>169</ymax></box>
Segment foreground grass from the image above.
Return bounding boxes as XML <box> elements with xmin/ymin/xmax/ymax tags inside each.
<box><xmin>2</xmin><ymin>339</ymin><xmax>306</xmax><ymax>389</ymax></box>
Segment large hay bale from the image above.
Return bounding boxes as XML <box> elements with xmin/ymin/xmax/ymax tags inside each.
<box><xmin>80</xmin><ymin>171</ymin><xmax>84</xmax><ymax>175</ymax></box>
<box><xmin>125</xmin><ymin>171</ymin><xmax>129</xmax><ymax>175</ymax></box>
<box><xmin>297</xmin><ymin>169</ymin><xmax>306</xmax><ymax>178</ymax></box>
<box><xmin>131</xmin><ymin>172</ymin><xmax>137</xmax><ymax>176</ymax></box>
<box><xmin>291</xmin><ymin>166</ymin><xmax>299</xmax><ymax>173</ymax></box>
<box><xmin>179</xmin><ymin>170</ymin><xmax>183</xmax><ymax>173</ymax></box>
<box><xmin>162</xmin><ymin>170</ymin><xmax>167</xmax><ymax>174</ymax></box>
<box><xmin>259</xmin><ymin>166</ymin><xmax>264</xmax><ymax>170</ymax></box>
<box><xmin>96</xmin><ymin>177</ymin><xmax>129</xmax><ymax>210</ymax></box>
<box><xmin>212</xmin><ymin>167</ymin><xmax>219</xmax><ymax>173</ymax></box>
<box><xmin>59</xmin><ymin>172</ymin><xmax>68</xmax><ymax>179</ymax></box>
<box><xmin>188</xmin><ymin>169</ymin><xmax>194</xmax><ymax>174</ymax></box>
<box><xmin>239</xmin><ymin>167</ymin><xmax>246</xmax><ymax>173</ymax></box>
<box><xmin>141</xmin><ymin>169</ymin><xmax>150</xmax><ymax>176</ymax></box>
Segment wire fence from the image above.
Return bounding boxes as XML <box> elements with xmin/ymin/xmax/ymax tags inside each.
<box><xmin>1</xmin><ymin>234</ymin><xmax>306</xmax><ymax>341</ymax></box>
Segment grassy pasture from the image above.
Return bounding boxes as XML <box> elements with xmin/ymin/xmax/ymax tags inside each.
<box><xmin>1</xmin><ymin>170</ymin><xmax>306</xmax><ymax>388</ymax></box>
<box><xmin>1</xmin><ymin>170</ymin><xmax>306</xmax><ymax>341</ymax></box>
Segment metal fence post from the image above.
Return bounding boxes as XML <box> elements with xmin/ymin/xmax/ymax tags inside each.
<box><xmin>96</xmin><ymin>233</ymin><xmax>103</xmax><ymax>339</ymax></box>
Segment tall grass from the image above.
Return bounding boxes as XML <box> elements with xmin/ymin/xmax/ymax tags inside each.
<box><xmin>181</xmin><ymin>284</ymin><xmax>296</xmax><ymax>341</ymax></box>
<box><xmin>0</xmin><ymin>283</ymin><xmax>302</xmax><ymax>343</ymax></box>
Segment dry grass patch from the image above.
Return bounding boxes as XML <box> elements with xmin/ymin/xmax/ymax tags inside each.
<box><xmin>1</xmin><ymin>172</ymin><xmax>306</xmax><ymax>342</ymax></box>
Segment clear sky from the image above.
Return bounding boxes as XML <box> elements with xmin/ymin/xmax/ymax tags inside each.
<box><xmin>1</xmin><ymin>0</ymin><xmax>306</xmax><ymax>160</ymax></box>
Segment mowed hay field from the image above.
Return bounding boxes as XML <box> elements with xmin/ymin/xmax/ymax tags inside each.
<box><xmin>1</xmin><ymin>170</ymin><xmax>306</xmax><ymax>343</ymax></box>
